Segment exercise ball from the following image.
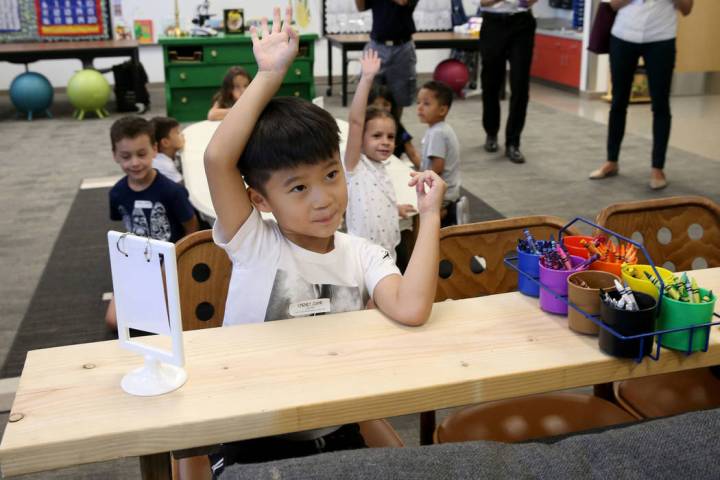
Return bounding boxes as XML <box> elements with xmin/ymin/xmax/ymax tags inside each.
<box><xmin>9</xmin><ymin>72</ymin><xmax>54</xmax><ymax>121</ymax></box>
<box><xmin>433</xmin><ymin>59</ymin><xmax>470</xmax><ymax>97</ymax></box>
<box><xmin>66</xmin><ymin>69</ymin><xmax>112</xmax><ymax>120</ymax></box>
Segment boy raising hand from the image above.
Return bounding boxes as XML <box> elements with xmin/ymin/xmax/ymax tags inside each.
<box><xmin>200</xmin><ymin>5</ymin><xmax>446</xmax><ymax>475</ymax></box>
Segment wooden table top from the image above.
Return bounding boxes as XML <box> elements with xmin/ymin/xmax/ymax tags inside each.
<box><xmin>0</xmin><ymin>40</ymin><xmax>138</xmax><ymax>54</ymax></box>
<box><xmin>1</xmin><ymin>268</ymin><xmax>718</xmax><ymax>476</ymax></box>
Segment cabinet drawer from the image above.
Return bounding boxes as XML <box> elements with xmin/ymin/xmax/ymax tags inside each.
<box><xmin>167</xmin><ymin>66</ymin><xmax>232</xmax><ymax>88</ymax></box>
<box><xmin>168</xmin><ymin>87</ymin><xmax>216</xmax><ymax>122</ymax></box>
<box><xmin>204</xmin><ymin>45</ymin><xmax>255</xmax><ymax>64</ymax></box>
<box><xmin>277</xmin><ymin>83</ymin><xmax>311</xmax><ymax>99</ymax></box>
<box><xmin>285</xmin><ymin>61</ymin><xmax>312</xmax><ymax>82</ymax></box>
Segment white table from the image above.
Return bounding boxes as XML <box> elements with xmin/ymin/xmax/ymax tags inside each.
<box><xmin>181</xmin><ymin>120</ymin><xmax>418</xmax><ymax>230</ymax></box>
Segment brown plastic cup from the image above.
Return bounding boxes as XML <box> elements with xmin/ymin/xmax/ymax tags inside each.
<box><xmin>567</xmin><ymin>271</ymin><xmax>621</xmax><ymax>335</ymax></box>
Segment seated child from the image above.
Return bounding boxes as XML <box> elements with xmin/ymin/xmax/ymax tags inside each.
<box><xmin>417</xmin><ymin>80</ymin><xmax>462</xmax><ymax>227</ymax></box>
<box><xmin>197</xmin><ymin>6</ymin><xmax>446</xmax><ymax>478</ymax></box>
<box><xmin>368</xmin><ymin>83</ymin><xmax>421</xmax><ymax>168</ymax></box>
<box><xmin>344</xmin><ymin>49</ymin><xmax>416</xmax><ymax>261</ymax></box>
<box><xmin>207</xmin><ymin>66</ymin><xmax>251</xmax><ymax>121</ymax></box>
<box><xmin>150</xmin><ymin>116</ymin><xmax>184</xmax><ymax>183</ymax></box>
<box><xmin>105</xmin><ymin>116</ymin><xmax>199</xmax><ymax>329</ymax></box>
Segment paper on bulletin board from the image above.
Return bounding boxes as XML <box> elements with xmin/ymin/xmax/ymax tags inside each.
<box><xmin>110</xmin><ymin>236</ymin><xmax>172</xmax><ymax>336</ymax></box>
<box><xmin>35</xmin><ymin>0</ymin><xmax>106</xmax><ymax>37</ymax></box>
<box><xmin>0</xmin><ymin>0</ymin><xmax>22</xmax><ymax>32</ymax></box>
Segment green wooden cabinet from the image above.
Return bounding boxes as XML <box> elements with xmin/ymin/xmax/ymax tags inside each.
<box><xmin>159</xmin><ymin>34</ymin><xmax>317</xmax><ymax>122</ymax></box>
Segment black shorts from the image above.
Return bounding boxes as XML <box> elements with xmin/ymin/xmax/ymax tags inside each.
<box><xmin>208</xmin><ymin>423</ymin><xmax>367</xmax><ymax>477</ymax></box>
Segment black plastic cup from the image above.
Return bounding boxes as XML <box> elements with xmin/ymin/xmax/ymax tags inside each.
<box><xmin>598</xmin><ymin>289</ymin><xmax>658</xmax><ymax>359</ymax></box>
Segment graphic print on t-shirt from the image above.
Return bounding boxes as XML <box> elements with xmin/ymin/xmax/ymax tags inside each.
<box><xmin>119</xmin><ymin>201</ymin><xmax>173</xmax><ymax>241</ymax></box>
<box><xmin>264</xmin><ymin>268</ymin><xmax>365</xmax><ymax>321</ymax></box>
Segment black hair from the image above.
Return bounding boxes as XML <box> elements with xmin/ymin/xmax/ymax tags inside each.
<box><xmin>421</xmin><ymin>80</ymin><xmax>454</xmax><ymax>109</ymax></box>
<box><xmin>212</xmin><ymin>66</ymin><xmax>252</xmax><ymax>109</ymax></box>
<box><xmin>110</xmin><ymin>115</ymin><xmax>155</xmax><ymax>151</ymax></box>
<box><xmin>364</xmin><ymin>106</ymin><xmax>397</xmax><ymax>133</ymax></box>
<box><xmin>368</xmin><ymin>83</ymin><xmax>401</xmax><ymax>120</ymax></box>
<box><xmin>240</xmin><ymin>97</ymin><xmax>340</xmax><ymax>194</ymax></box>
<box><xmin>150</xmin><ymin>116</ymin><xmax>180</xmax><ymax>144</ymax></box>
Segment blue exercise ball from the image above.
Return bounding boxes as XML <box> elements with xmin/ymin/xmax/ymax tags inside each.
<box><xmin>9</xmin><ymin>72</ymin><xmax>54</xmax><ymax>120</ymax></box>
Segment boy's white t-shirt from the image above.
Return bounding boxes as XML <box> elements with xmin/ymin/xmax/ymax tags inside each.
<box><xmin>214</xmin><ymin>208</ymin><xmax>401</xmax><ymax>326</ymax></box>
<box><xmin>153</xmin><ymin>152</ymin><xmax>183</xmax><ymax>183</ymax></box>
<box><xmin>345</xmin><ymin>154</ymin><xmax>401</xmax><ymax>260</ymax></box>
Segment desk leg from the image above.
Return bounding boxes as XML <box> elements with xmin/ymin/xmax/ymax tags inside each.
<box><xmin>342</xmin><ymin>47</ymin><xmax>348</xmax><ymax>107</ymax></box>
<box><xmin>327</xmin><ymin>41</ymin><xmax>333</xmax><ymax>96</ymax></box>
<box><xmin>140</xmin><ymin>452</ymin><xmax>172</xmax><ymax>480</ymax></box>
<box><xmin>420</xmin><ymin>410</ymin><xmax>436</xmax><ymax>446</ymax></box>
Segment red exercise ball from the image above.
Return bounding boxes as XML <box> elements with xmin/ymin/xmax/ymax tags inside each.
<box><xmin>433</xmin><ymin>59</ymin><xmax>470</xmax><ymax>97</ymax></box>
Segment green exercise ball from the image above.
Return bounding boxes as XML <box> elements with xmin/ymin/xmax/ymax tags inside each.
<box><xmin>67</xmin><ymin>69</ymin><xmax>111</xmax><ymax>119</ymax></box>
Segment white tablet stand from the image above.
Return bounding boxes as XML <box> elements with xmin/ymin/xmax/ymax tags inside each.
<box><xmin>108</xmin><ymin>231</ymin><xmax>188</xmax><ymax>396</ymax></box>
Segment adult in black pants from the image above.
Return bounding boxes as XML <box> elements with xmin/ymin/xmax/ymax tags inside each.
<box><xmin>355</xmin><ymin>0</ymin><xmax>418</xmax><ymax>119</ymax></box>
<box><xmin>479</xmin><ymin>0</ymin><xmax>538</xmax><ymax>164</ymax></box>
<box><xmin>589</xmin><ymin>0</ymin><xmax>694</xmax><ymax>190</ymax></box>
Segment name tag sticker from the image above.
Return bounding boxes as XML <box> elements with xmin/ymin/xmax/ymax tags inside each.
<box><xmin>289</xmin><ymin>298</ymin><xmax>331</xmax><ymax>317</ymax></box>
<box><xmin>134</xmin><ymin>200</ymin><xmax>153</xmax><ymax>209</ymax></box>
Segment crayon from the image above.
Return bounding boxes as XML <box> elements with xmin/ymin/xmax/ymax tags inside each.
<box><xmin>556</xmin><ymin>244</ymin><xmax>572</xmax><ymax>270</ymax></box>
<box><xmin>523</xmin><ymin>229</ymin><xmax>539</xmax><ymax>254</ymax></box>
<box><xmin>690</xmin><ymin>278</ymin><xmax>701</xmax><ymax>303</ymax></box>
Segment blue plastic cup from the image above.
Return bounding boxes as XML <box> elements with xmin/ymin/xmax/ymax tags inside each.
<box><xmin>517</xmin><ymin>247</ymin><xmax>541</xmax><ymax>297</ymax></box>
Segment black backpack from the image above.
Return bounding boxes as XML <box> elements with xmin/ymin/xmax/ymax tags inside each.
<box><xmin>112</xmin><ymin>60</ymin><xmax>150</xmax><ymax>113</ymax></box>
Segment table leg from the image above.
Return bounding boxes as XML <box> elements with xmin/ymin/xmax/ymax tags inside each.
<box><xmin>341</xmin><ymin>47</ymin><xmax>348</xmax><ymax>107</ymax></box>
<box><xmin>420</xmin><ymin>410</ymin><xmax>436</xmax><ymax>446</ymax></box>
<box><xmin>140</xmin><ymin>452</ymin><xmax>172</xmax><ymax>480</ymax></box>
<box><xmin>327</xmin><ymin>40</ymin><xmax>333</xmax><ymax>96</ymax></box>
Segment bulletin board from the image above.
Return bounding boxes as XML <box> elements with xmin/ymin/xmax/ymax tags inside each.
<box><xmin>0</xmin><ymin>0</ymin><xmax>111</xmax><ymax>42</ymax></box>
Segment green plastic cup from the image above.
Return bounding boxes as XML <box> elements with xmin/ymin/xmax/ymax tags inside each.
<box><xmin>658</xmin><ymin>288</ymin><xmax>717</xmax><ymax>352</ymax></box>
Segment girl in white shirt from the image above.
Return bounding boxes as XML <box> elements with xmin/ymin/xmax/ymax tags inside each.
<box><xmin>589</xmin><ymin>0</ymin><xmax>693</xmax><ymax>190</ymax></box>
<box><xmin>344</xmin><ymin>49</ymin><xmax>416</xmax><ymax>262</ymax></box>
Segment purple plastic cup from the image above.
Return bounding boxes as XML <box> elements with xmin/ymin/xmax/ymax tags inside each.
<box><xmin>539</xmin><ymin>255</ymin><xmax>584</xmax><ymax>315</ymax></box>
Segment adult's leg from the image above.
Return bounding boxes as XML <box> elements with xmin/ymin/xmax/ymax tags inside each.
<box><xmin>642</xmin><ymin>38</ymin><xmax>676</xmax><ymax>170</ymax></box>
<box><xmin>480</xmin><ymin>15</ymin><xmax>508</xmax><ymax>139</ymax></box>
<box><xmin>607</xmin><ymin>35</ymin><xmax>640</xmax><ymax>163</ymax></box>
<box><xmin>505</xmin><ymin>12</ymin><xmax>536</xmax><ymax>148</ymax></box>
<box><xmin>383</xmin><ymin>41</ymin><xmax>418</xmax><ymax>113</ymax></box>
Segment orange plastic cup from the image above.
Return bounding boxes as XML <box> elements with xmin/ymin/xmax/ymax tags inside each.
<box><xmin>562</xmin><ymin>236</ymin><xmax>593</xmax><ymax>259</ymax></box>
<box><xmin>589</xmin><ymin>258</ymin><xmax>624</xmax><ymax>278</ymax></box>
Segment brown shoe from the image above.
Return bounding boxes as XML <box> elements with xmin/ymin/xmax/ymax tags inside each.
<box><xmin>649</xmin><ymin>177</ymin><xmax>668</xmax><ymax>190</ymax></box>
<box><xmin>589</xmin><ymin>165</ymin><xmax>619</xmax><ymax>179</ymax></box>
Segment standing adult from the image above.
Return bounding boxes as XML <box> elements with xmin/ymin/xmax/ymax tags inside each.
<box><xmin>355</xmin><ymin>0</ymin><xmax>418</xmax><ymax>118</ymax></box>
<box><xmin>589</xmin><ymin>0</ymin><xmax>693</xmax><ymax>190</ymax></box>
<box><xmin>479</xmin><ymin>0</ymin><xmax>538</xmax><ymax>164</ymax></box>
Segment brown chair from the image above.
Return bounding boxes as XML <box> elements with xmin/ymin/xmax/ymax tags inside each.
<box><xmin>172</xmin><ymin>230</ymin><xmax>403</xmax><ymax>477</ymax></box>
<box><xmin>596</xmin><ymin>196</ymin><xmax>720</xmax><ymax>419</ymax></box>
<box><xmin>435</xmin><ymin>215</ymin><xmax>579</xmax><ymax>301</ymax></box>
<box><xmin>435</xmin><ymin>393</ymin><xmax>636</xmax><ymax>444</ymax></box>
<box><xmin>428</xmin><ymin>216</ymin><xmax>636</xmax><ymax>445</ymax></box>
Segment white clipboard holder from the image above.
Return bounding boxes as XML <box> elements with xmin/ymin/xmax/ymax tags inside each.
<box><xmin>108</xmin><ymin>231</ymin><xmax>187</xmax><ymax>396</ymax></box>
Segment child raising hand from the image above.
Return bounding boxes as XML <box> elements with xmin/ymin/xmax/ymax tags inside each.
<box><xmin>344</xmin><ymin>49</ymin><xmax>416</xmax><ymax>261</ymax></box>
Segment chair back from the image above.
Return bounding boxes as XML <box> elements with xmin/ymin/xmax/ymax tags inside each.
<box><xmin>595</xmin><ymin>196</ymin><xmax>720</xmax><ymax>272</ymax></box>
<box><xmin>436</xmin><ymin>215</ymin><xmax>578</xmax><ymax>301</ymax></box>
<box><xmin>175</xmin><ymin>229</ymin><xmax>231</xmax><ymax>331</ymax></box>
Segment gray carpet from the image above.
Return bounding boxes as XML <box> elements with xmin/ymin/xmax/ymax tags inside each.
<box><xmin>0</xmin><ymin>187</ymin><xmax>117</xmax><ymax>378</ymax></box>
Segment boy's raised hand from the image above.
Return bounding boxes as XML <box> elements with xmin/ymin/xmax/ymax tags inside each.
<box><xmin>408</xmin><ymin>170</ymin><xmax>446</xmax><ymax>217</ymax></box>
<box><xmin>360</xmin><ymin>49</ymin><xmax>381</xmax><ymax>78</ymax></box>
<box><xmin>250</xmin><ymin>6</ymin><xmax>298</xmax><ymax>75</ymax></box>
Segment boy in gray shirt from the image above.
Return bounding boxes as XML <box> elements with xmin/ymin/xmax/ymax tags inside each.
<box><xmin>417</xmin><ymin>80</ymin><xmax>461</xmax><ymax>226</ymax></box>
